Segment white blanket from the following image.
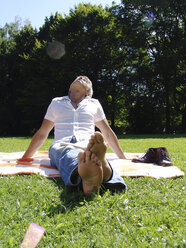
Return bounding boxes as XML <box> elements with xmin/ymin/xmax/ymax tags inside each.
<box><xmin>0</xmin><ymin>151</ymin><xmax>184</xmax><ymax>179</ymax></box>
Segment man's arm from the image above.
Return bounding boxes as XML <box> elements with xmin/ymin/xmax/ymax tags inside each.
<box><xmin>95</xmin><ymin>119</ymin><xmax>126</xmax><ymax>159</ymax></box>
<box><xmin>22</xmin><ymin>119</ymin><xmax>54</xmax><ymax>159</ymax></box>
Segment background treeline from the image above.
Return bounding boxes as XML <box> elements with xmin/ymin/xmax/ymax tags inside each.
<box><xmin>0</xmin><ymin>0</ymin><xmax>185</xmax><ymax>136</ymax></box>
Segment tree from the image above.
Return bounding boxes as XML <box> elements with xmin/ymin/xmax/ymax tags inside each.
<box><xmin>117</xmin><ymin>0</ymin><xmax>186</xmax><ymax>133</ymax></box>
<box><xmin>0</xmin><ymin>18</ymin><xmax>22</xmax><ymax>135</ymax></box>
<box><xmin>1</xmin><ymin>2</ymin><xmax>185</xmax><ymax>135</ymax></box>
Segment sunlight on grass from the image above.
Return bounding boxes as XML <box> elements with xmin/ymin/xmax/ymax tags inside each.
<box><xmin>0</xmin><ymin>135</ymin><xmax>185</xmax><ymax>247</ymax></box>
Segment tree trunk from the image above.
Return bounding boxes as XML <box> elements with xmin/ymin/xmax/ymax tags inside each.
<box><xmin>164</xmin><ymin>77</ymin><xmax>171</xmax><ymax>134</ymax></box>
<box><xmin>182</xmin><ymin>107</ymin><xmax>186</xmax><ymax>133</ymax></box>
<box><xmin>111</xmin><ymin>80</ymin><xmax>116</xmax><ymax>132</ymax></box>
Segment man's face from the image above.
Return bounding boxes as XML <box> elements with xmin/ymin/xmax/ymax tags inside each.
<box><xmin>69</xmin><ymin>81</ymin><xmax>87</xmax><ymax>102</ymax></box>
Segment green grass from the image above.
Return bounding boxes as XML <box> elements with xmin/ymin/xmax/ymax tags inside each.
<box><xmin>0</xmin><ymin>135</ymin><xmax>185</xmax><ymax>247</ymax></box>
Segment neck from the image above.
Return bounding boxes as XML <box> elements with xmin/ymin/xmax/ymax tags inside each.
<box><xmin>70</xmin><ymin>97</ymin><xmax>85</xmax><ymax>108</ymax></box>
<box><xmin>71</xmin><ymin>100</ymin><xmax>79</xmax><ymax>109</ymax></box>
<box><xmin>71</xmin><ymin>99</ymin><xmax>82</xmax><ymax>104</ymax></box>
<box><xmin>69</xmin><ymin>95</ymin><xmax>86</xmax><ymax>104</ymax></box>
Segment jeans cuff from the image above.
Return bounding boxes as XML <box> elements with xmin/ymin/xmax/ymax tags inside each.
<box><xmin>102</xmin><ymin>160</ymin><xmax>113</xmax><ymax>183</ymax></box>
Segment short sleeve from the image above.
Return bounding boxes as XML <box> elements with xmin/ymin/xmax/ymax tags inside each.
<box><xmin>94</xmin><ymin>100</ymin><xmax>106</xmax><ymax>123</ymax></box>
<box><xmin>44</xmin><ymin>100</ymin><xmax>56</xmax><ymax>122</ymax></box>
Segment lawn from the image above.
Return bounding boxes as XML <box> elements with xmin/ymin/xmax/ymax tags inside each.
<box><xmin>0</xmin><ymin>135</ymin><xmax>185</xmax><ymax>247</ymax></box>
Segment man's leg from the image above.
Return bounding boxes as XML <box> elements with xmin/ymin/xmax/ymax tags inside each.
<box><xmin>49</xmin><ymin>143</ymin><xmax>82</xmax><ymax>186</ymax></box>
<box><xmin>86</xmin><ymin>132</ymin><xmax>112</xmax><ymax>181</ymax></box>
<box><xmin>78</xmin><ymin>132</ymin><xmax>113</xmax><ymax>194</ymax></box>
<box><xmin>80</xmin><ymin>132</ymin><xmax>127</xmax><ymax>193</ymax></box>
<box><xmin>78</xmin><ymin>151</ymin><xmax>103</xmax><ymax>195</ymax></box>
<box><xmin>49</xmin><ymin>132</ymin><xmax>126</xmax><ymax>194</ymax></box>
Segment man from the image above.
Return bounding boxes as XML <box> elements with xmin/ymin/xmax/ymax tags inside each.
<box><xmin>22</xmin><ymin>76</ymin><xmax>126</xmax><ymax>194</ymax></box>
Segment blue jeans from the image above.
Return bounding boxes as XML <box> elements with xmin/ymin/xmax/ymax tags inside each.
<box><xmin>49</xmin><ymin>136</ymin><xmax>127</xmax><ymax>192</ymax></box>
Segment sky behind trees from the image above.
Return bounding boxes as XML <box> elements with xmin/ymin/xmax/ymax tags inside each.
<box><xmin>0</xmin><ymin>0</ymin><xmax>121</xmax><ymax>29</ymax></box>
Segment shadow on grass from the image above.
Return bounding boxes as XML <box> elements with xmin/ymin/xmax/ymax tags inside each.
<box><xmin>47</xmin><ymin>177</ymin><xmax>99</xmax><ymax>214</ymax></box>
<box><xmin>48</xmin><ymin>177</ymin><xmax>126</xmax><ymax>214</ymax></box>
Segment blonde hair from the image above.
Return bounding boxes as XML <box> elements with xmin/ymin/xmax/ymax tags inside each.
<box><xmin>72</xmin><ymin>76</ymin><xmax>93</xmax><ymax>97</ymax></box>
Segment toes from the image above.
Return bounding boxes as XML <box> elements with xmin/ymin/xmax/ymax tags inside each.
<box><xmin>87</xmin><ymin>137</ymin><xmax>94</xmax><ymax>150</ymax></box>
<box><xmin>94</xmin><ymin>132</ymin><xmax>104</xmax><ymax>143</ymax></box>
<box><xmin>85</xmin><ymin>151</ymin><xmax>91</xmax><ymax>162</ymax></box>
<box><xmin>96</xmin><ymin>160</ymin><xmax>102</xmax><ymax>167</ymax></box>
<box><xmin>78</xmin><ymin>152</ymin><xmax>85</xmax><ymax>163</ymax></box>
<box><xmin>91</xmin><ymin>153</ymin><xmax>102</xmax><ymax>167</ymax></box>
<box><xmin>91</xmin><ymin>153</ymin><xmax>96</xmax><ymax>161</ymax></box>
<box><xmin>87</xmin><ymin>132</ymin><xmax>103</xmax><ymax>150</ymax></box>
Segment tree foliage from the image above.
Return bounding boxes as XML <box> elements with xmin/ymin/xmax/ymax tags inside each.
<box><xmin>0</xmin><ymin>0</ymin><xmax>185</xmax><ymax>135</ymax></box>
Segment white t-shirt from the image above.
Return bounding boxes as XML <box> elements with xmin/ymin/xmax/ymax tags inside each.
<box><xmin>44</xmin><ymin>96</ymin><xmax>106</xmax><ymax>146</ymax></box>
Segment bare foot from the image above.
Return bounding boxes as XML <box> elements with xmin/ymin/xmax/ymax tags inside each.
<box><xmin>78</xmin><ymin>151</ymin><xmax>103</xmax><ymax>195</ymax></box>
<box><xmin>86</xmin><ymin>132</ymin><xmax>112</xmax><ymax>181</ymax></box>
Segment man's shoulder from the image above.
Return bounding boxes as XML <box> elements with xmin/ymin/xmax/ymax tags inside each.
<box><xmin>87</xmin><ymin>98</ymin><xmax>99</xmax><ymax>103</ymax></box>
<box><xmin>86</xmin><ymin>98</ymin><xmax>102</xmax><ymax>106</ymax></box>
<box><xmin>51</xmin><ymin>96</ymin><xmax>69</xmax><ymax>102</ymax></box>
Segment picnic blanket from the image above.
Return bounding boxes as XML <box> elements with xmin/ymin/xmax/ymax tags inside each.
<box><xmin>0</xmin><ymin>151</ymin><xmax>184</xmax><ymax>179</ymax></box>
